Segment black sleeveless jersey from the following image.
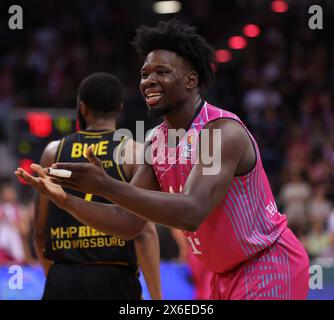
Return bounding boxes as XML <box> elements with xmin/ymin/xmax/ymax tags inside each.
<box><xmin>44</xmin><ymin>129</ymin><xmax>137</xmax><ymax>271</ymax></box>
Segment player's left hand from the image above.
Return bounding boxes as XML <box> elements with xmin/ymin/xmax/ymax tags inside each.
<box><xmin>15</xmin><ymin>164</ymin><xmax>68</xmax><ymax>208</ymax></box>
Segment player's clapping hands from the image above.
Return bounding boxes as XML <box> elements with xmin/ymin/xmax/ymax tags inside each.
<box><xmin>49</xmin><ymin>145</ymin><xmax>111</xmax><ymax>196</ymax></box>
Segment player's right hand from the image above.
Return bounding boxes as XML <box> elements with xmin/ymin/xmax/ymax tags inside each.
<box><xmin>14</xmin><ymin>164</ymin><xmax>68</xmax><ymax>209</ymax></box>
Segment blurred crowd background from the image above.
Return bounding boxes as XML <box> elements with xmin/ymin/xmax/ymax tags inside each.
<box><xmin>1</xmin><ymin>0</ymin><xmax>334</xmax><ymax>287</ymax></box>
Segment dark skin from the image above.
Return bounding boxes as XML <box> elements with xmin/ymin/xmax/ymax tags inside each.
<box><xmin>16</xmin><ymin>49</ymin><xmax>255</xmax><ymax>238</ymax></box>
<box><xmin>33</xmin><ymin>103</ymin><xmax>121</xmax><ymax>273</ymax></box>
<box><xmin>33</xmin><ymin>141</ymin><xmax>59</xmax><ymax>276</ymax></box>
<box><xmin>25</xmin><ymin>102</ymin><xmax>162</xmax><ymax>299</ymax></box>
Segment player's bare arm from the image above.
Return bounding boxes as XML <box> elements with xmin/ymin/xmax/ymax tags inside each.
<box><xmin>50</xmin><ymin>118</ymin><xmax>254</xmax><ymax>231</ymax></box>
<box><xmin>33</xmin><ymin>140</ymin><xmax>60</xmax><ymax>275</ymax></box>
<box><xmin>122</xmin><ymin>138</ymin><xmax>162</xmax><ymax>299</ymax></box>
<box><xmin>134</xmin><ymin>221</ymin><xmax>162</xmax><ymax>300</ymax></box>
<box><xmin>15</xmin><ymin>141</ymin><xmax>160</xmax><ymax>240</ymax></box>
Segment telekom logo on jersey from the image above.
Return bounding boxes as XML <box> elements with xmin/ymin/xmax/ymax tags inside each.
<box><xmin>265</xmin><ymin>201</ymin><xmax>281</xmax><ymax>218</ymax></box>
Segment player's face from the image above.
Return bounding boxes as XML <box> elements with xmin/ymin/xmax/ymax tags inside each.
<box><xmin>140</xmin><ymin>49</ymin><xmax>192</xmax><ymax>117</ymax></box>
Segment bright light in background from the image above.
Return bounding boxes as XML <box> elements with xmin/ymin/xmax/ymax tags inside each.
<box><xmin>26</xmin><ymin>112</ymin><xmax>53</xmax><ymax>138</ymax></box>
<box><xmin>17</xmin><ymin>158</ymin><xmax>34</xmax><ymax>185</ymax></box>
<box><xmin>243</xmin><ymin>24</ymin><xmax>261</xmax><ymax>38</ymax></box>
<box><xmin>228</xmin><ymin>36</ymin><xmax>248</xmax><ymax>50</ymax></box>
<box><xmin>271</xmin><ymin>0</ymin><xmax>289</xmax><ymax>13</ymax></box>
<box><xmin>215</xmin><ymin>50</ymin><xmax>232</xmax><ymax>63</ymax></box>
<box><xmin>153</xmin><ymin>1</ymin><xmax>182</xmax><ymax>14</ymax></box>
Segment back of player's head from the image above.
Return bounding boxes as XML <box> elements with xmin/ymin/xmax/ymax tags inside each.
<box><xmin>78</xmin><ymin>72</ymin><xmax>123</xmax><ymax>115</ymax></box>
<box><xmin>133</xmin><ymin>18</ymin><xmax>216</xmax><ymax>90</ymax></box>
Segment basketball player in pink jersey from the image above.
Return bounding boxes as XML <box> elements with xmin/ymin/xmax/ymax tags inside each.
<box><xmin>16</xmin><ymin>19</ymin><xmax>310</xmax><ymax>299</ymax></box>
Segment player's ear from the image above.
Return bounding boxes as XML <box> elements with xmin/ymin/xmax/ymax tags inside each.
<box><xmin>185</xmin><ymin>71</ymin><xmax>198</xmax><ymax>90</ymax></box>
<box><xmin>79</xmin><ymin>101</ymin><xmax>89</xmax><ymax>117</ymax></box>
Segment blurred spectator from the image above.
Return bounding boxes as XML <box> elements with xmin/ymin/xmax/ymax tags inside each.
<box><xmin>279</xmin><ymin>169</ymin><xmax>311</xmax><ymax>236</ymax></box>
<box><xmin>320</xmin><ymin>232</ymin><xmax>334</xmax><ymax>259</ymax></box>
<box><xmin>308</xmin><ymin>149</ymin><xmax>333</xmax><ymax>185</ymax></box>
<box><xmin>0</xmin><ymin>143</ymin><xmax>15</xmax><ymax>177</ymax></box>
<box><xmin>257</xmin><ymin>107</ymin><xmax>284</xmax><ymax>192</ymax></box>
<box><xmin>307</xmin><ymin>183</ymin><xmax>332</xmax><ymax>224</ymax></box>
<box><xmin>242</xmin><ymin>80</ymin><xmax>281</xmax><ymax>129</ymax></box>
<box><xmin>303</xmin><ymin>220</ymin><xmax>330</xmax><ymax>260</ymax></box>
<box><xmin>323</xmin><ymin>134</ymin><xmax>334</xmax><ymax>168</ymax></box>
<box><xmin>328</xmin><ymin>211</ymin><xmax>334</xmax><ymax>234</ymax></box>
<box><xmin>320</xmin><ymin>213</ymin><xmax>334</xmax><ymax>259</ymax></box>
<box><xmin>20</xmin><ymin>200</ymin><xmax>39</xmax><ymax>264</ymax></box>
<box><xmin>285</xmin><ymin>125</ymin><xmax>311</xmax><ymax>174</ymax></box>
<box><xmin>0</xmin><ymin>180</ymin><xmax>25</xmax><ymax>264</ymax></box>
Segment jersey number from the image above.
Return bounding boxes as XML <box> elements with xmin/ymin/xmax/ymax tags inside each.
<box><xmin>169</xmin><ymin>185</ymin><xmax>202</xmax><ymax>255</ymax></box>
<box><xmin>187</xmin><ymin>235</ymin><xmax>202</xmax><ymax>255</ymax></box>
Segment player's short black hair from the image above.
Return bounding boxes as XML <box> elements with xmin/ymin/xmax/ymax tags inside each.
<box><xmin>78</xmin><ymin>72</ymin><xmax>123</xmax><ymax>114</ymax></box>
<box><xmin>133</xmin><ymin>18</ymin><xmax>216</xmax><ymax>89</ymax></box>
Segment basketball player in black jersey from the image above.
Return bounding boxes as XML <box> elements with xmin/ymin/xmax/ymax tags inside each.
<box><xmin>33</xmin><ymin>73</ymin><xmax>161</xmax><ymax>300</ymax></box>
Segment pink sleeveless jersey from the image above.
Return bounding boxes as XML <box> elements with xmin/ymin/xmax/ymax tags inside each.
<box><xmin>151</xmin><ymin>101</ymin><xmax>288</xmax><ymax>273</ymax></box>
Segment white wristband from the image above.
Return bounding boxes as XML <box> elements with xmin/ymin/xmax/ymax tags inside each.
<box><xmin>47</xmin><ymin>168</ymin><xmax>72</xmax><ymax>178</ymax></box>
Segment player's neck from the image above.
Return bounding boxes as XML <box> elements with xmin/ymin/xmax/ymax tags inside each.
<box><xmin>165</xmin><ymin>95</ymin><xmax>202</xmax><ymax>130</ymax></box>
<box><xmin>85</xmin><ymin>118</ymin><xmax>117</xmax><ymax>131</ymax></box>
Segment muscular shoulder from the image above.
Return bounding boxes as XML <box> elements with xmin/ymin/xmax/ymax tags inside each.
<box><xmin>201</xmin><ymin>118</ymin><xmax>250</xmax><ymax>152</ymax></box>
<box><xmin>202</xmin><ymin>117</ymin><xmax>256</xmax><ymax>175</ymax></box>
<box><xmin>44</xmin><ymin>140</ymin><xmax>61</xmax><ymax>154</ymax></box>
<box><xmin>40</xmin><ymin>140</ymin><xmax>61</xmax><ymax>167</ymax></box>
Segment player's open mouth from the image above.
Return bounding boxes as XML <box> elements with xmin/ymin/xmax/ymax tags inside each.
<box><xmin>145</xmin><ymin>92</ymin><xmax>163</xmax><ymax>106</ymax></box>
